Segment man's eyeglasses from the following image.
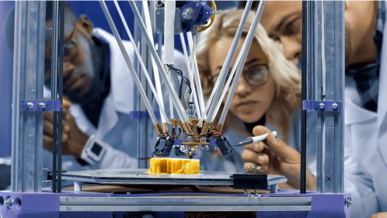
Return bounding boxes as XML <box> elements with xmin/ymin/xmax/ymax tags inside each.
<box><xmin>209</xmin><ymin>64</ymin><xmax>270</xmax><ymax>87</ymax></box>
<box><xmin>63</xmin><ymin>21</ymin><xmax>81</xmax><ymax>57</ymax></box>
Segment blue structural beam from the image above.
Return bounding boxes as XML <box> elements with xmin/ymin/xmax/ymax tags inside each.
<box><xmin>260</xmin><ymin>192</ymin><xmax>351</xmax><ymax>217</ymax></box>
<box><xmin>0</xmin><ymin>1</ymin><xmax>15</xmax><ymax>157</ymax></box>
<box><xmin>0</xmin><ymin>191</ymin><xmax>350</xmax><ymax>218</ymax></box>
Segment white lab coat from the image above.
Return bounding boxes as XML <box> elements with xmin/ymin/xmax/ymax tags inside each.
<box><xmin>347</xmin><ymin>2</ymin><xmax>387</xmax><ymax>213</ymax></box>
<box><xmin>44</xmin><ymin>28</ymin><xmax>187</xmax><ymax>171</ymax></box>
<box><xmin>344</xmin><ymin>77</ymin><xmax>379</xmax><ymax>217</ymax></box>
<box><xmin>343</xmin><ymin>3</ymin><xmax>387</xmax><ymax>215</ymax></box>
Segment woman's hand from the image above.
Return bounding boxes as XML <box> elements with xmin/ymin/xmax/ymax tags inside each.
<box><xmin>241</xmin><ymin>125</ymin><xmax>316</xmax><ymax>190</ymax></box>
<box><xmin>370</xmin><ymin>213</ymin><xmax>387</xmax><ymax>218</ymax></box>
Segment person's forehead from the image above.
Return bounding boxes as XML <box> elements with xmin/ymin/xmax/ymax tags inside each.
<box><xmin>261</xmin><ymin>1</ymin><xmax>302</xmax><ymax>30</ymax></box>
<box><xmin>249</xmin><ymin>41</ymin><xmax>268</xmax><ymax>64</ymax></box>
<box><xmin>209</xmin><ymin>36</ymin><xmax>268</xmax><ymax>74</ymax></box>
<box><xmin>234</xmin><ymin>37</ymin><xmax>268</xmax><ymax>64</ymax></box>
<box><xmin>45</xmin><ymin>12</ymin><xmax>76</xmax><ymax>40</ymax></box>
<box><xmin>264</xmin><ymin>1</ymin><xmax>302</xmax><ymax>15</ymax></box>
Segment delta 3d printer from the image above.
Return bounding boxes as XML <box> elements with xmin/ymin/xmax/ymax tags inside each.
<box><xmin>1</xmin><ymin>1</ymin><xmax>350</xmax><ymax>217</ymax></box>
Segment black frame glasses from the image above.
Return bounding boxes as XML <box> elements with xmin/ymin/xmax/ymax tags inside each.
<box><xmin>209</xmin><ymin>64</ymin><xmax>270</xmax><ymax>87</ymax></box>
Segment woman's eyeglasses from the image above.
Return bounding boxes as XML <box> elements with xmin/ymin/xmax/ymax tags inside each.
<box><xmin>209</xmin><ymin>64</ymin><xmax>270</xmax><ymax>87</ymax></box>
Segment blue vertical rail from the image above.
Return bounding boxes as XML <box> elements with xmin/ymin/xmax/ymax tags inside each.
<box><xmin>0</xmin><ymin>2</ymin><xmax>15</xmax><ymax>158</ymax></box>
<box><xmin>302</xmin><ymin>1</ymin><xmax>345</xmax><ymax>193</ymax></box>
<box><xmin>11</xmin><ymin>1</ymin><xmax>46</xmax><ymax>192</ymax></box>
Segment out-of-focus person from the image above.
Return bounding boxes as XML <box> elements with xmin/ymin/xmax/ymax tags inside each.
<box><xmin>243</xmin><ymin>1</ymin><xmax>384</xmax><ymax>217</ymax></box>
<box><xmin>196</xmin><ymin>9</ymin><xmax>316</xmax><ymax>186</ymax></box>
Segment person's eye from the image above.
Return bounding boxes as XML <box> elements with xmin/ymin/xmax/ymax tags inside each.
<box><xmin>250</xmin><ymin>69</ymin><xmax>264</xmax><ymax>80</ymax></box>
<box><xmin>284</xmin><ymin>17</ymin><xmax>301</xmax><ymax>35</ymax></box>
<box><xmin>286</xmin><ymin>21</ymin><xmax>295</xmax><ymax>31</ymax></box>
<box><xmin>63</xmin><ymin>40</ymin><xmax>77</xmax><ymax>57</ymax></box>
<box><xmin>269</xmin><ymin>34</ymin><xmax>280</xmax><ymax>43</ymax></box>
<box><xmin>246</xmin><ymin>65</ymin><xmax>268</xmax><ymax>81</ymax></box>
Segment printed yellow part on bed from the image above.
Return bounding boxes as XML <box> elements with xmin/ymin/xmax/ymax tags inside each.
<box><xmin>148</xmin><ymin>158</ymin><xmax>200</xmax><ymax>174</ymax></box>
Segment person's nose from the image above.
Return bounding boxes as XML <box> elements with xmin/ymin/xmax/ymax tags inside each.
<box><xmin>281</xmin><ymin>37</ymin><xmax>302</xmax><ymax>61</ymax></box>
<box><xmin>234</xmin><ymin>76</ymin><xmax>252</xmax><ymax>98</ymax></box>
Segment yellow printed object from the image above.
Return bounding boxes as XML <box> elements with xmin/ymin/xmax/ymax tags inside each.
<box><xmin>148</xmin><ymin>158</ymin><xmax>200</xmax><ymax>174</ymax></box>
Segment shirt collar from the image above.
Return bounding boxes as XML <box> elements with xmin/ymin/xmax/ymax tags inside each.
<box><xmin>92</xmin><ymin>36</ymin><xmax>111</xmax><ymax>93</ymax></box>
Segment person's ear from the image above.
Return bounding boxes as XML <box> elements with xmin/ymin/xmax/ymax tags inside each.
<box><xmin>78</xmin><ymin>15</ymin><xmax>94</xmax><ymax>38</ymax></box>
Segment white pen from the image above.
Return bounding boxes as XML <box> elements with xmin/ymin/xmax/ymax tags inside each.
<box><xmin>234</xmin><ymin>131</ymin><xmax>278</xmax><ymax>147</ymax></box>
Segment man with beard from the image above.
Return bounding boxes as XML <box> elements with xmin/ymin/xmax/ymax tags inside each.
<box><xmin>43</xmin><ymin>2</ymin><xmax>186</xmax><ymax>171</ymax></box>
<box><xmin>242</xmin><ymin>1</ymin><xmax>387</xmax><ymax>217</ymax></box>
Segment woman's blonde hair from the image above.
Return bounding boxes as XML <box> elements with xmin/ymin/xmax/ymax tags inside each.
<box><xmin>196</xmin><ymin>9</ymin><xmax>301</xmax><ymax>143</ymax></box>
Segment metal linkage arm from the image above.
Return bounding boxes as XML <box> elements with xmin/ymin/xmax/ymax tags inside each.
<box><xmin>129</xmin><ymin>0</ymin><xmax>191</xmax><ymax>134</ymax></box>
<box><xmin>142</xmin><ymin>0</ymin><xmax>166</xmax><ymax>124</ymax></box>
<box><xmin>112</xmin><ymin>0</ymin><xmax>169</xmax><ymax>124</ymax></box>
<box><xmin>199</xmin><ymin>0</ymin><xmax>253</xmax><ymax>133</ymax></box>
<box><xmin>214</xmin><ymin>40</ymin><xmax>248</xmax><ymax>131</ymax></box>
<box><xmin>218</xmin><ymin>1</ymin><xmax>266</xmax><ymax>131</ymax></box>
<box><xmin>180</xmin><ymin>33</ymin><xmax>202</xmax><ymax>119</ymax></box>
<box><xmin>99</xmin><ymin>0</ymin><xmax>163</xmax><ymax>135</ymax></box>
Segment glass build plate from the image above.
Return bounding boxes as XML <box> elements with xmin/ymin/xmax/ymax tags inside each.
<box><xmin>61</xmin><ymin>169</ymin><xmax>287</xmax><ymax>186</ymax></box>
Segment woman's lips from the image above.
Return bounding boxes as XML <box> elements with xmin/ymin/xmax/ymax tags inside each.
<box><xmin>235</xmin><ymin>101</ymin><xmax>259</xmax><ymax>112</ymax></box>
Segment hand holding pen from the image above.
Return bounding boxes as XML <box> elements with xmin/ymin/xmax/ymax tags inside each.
<box><xmin>241</xmin><ymin>125</ymin><xmax>316</xmax><ymax>190</ymax></box>
<box><xmin>234</xmin><ymin>131</ymin><xmax>278</xmax><ymax>147</ymax></box>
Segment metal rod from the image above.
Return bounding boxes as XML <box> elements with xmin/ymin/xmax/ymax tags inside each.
<box><xmin>129</xmin><ymin>0</ymin><xmax>190</xmax><ymax>124</ymax></box>
<box><xmin>50</xmin><ymin>1</ymin><xmax>59</xmax><ymax>101</ymax></box>
<box><xmin>217</xmin><ymin>38</ymin><xmax>248</xmax><ymax>125</ymax></box>
<box><xmin>11</xmin><ymin>1</ymin><xmax>46</xmax><ymax>192</ymax></box>
<box><xmin>199</xmin><ymin>0</ymin><xmax>253</xmax><ymax>126</ymax></box>
<box><xmin>35</xmin><ymin>1</ymin><xmax>46</xmax><ymax>192</ymax></box>
<box><xmin>51</xmin><ymin>0</ymin><xmax>59</xmax><ymax>193</ymax></box>
<box><xmin>158</xmin><ymin>33</ymin><xmax>172</xmax><ymax>121</ymax></box>
<box><xmin>186</xmin><ymin>32</ymin><xmax>205</xmax><ymax>118</ymax></box>
<box><xmin>158</xmin><ymin>34</ymin><xmax>162</xmax><ymax>62</ymax></box>
<box><xmin>56</xmin><ymin>0</ymin><xmax>65</xmax><ymax>193</ymax></box>
<box><xmin>11</xmin><ymin>1</ymin><xmax>23</xmax><ymax>192</ymax></box>
<box><xmin>318</xmin><ymin>1</ymin><xmax>327</xmax><ymax>193</ymax></box>
<box><xmin>112</xmin><ymin>0</ymin><xmax>169</xmax><ymax>123</ymax></box>
<box><xmin>142</xmin><ymin>0</ymin><xmax>166</xmax><ymax>123</ymax></box>
<box><xmin>168</xmin><ymin>68</ymin><xmax>174</xmax><ymax>119</ymax></box>
<box><xmin>193</xmin><ymin>57</ymin><xmax>205</xmax><ymax>117</ymax></box>
<box><xmin>321</xmin><ymin>1</ymin><xmax>326</xmax><ymax>101</ymax></box>
<box><xmin>213</xmin><ymin>40</ymin><xmax>246</xmax><ymax>122</ymax></box>
<box><xmin>189</xmin><ymin>33</ymin><xmax>202</xmax><ymax>118</ymax></box>
<box><xmin>99</xmin><ymin>0</ymin><xmax>160</xmax><ymax>126</ymax></box>
<box><xmin>189</xmin><ymin>71</ymin><xmax>202</xmax><ymax>119</ymax></box>
<box><xmin>301</xmin><ymin>1</ymin><xmax>309</xmax><ymax>194</ymax></box>
<box><xmin>333</xmin><ymin>1</ymin><xmax>345</xmax><ymax>193</ymax></box>
<box><xmin>133</xmin><ymin>0</ymin><xmax>143</xmax><ymax>174</ymax></box>
<box><xmin>164</xmin><ymin>0</ymin><xmax>175</xmax><ymax>64</ymax></box>
<box><xmin>218</xmin><ymin>1</ymin><xmax>266</xmax><ymax>127</ymax></box>
<box><xmin>74</xmin><ymin>181</ymin><xmax>82</xmax><ymax>192</ymax></box>
<box><xmin>179</xmin><ymin>33</ymin><xmax>201</xmax><ymax>118</ymax></box>
<box><xmin>324</xmin><ymin>1</ymin><xmax>345</xmax><ymax>193</ymax></box>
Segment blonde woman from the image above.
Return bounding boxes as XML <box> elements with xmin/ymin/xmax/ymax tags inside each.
<box><xmin>196</xmin><ymin>9</ymin><xmax>316</xmax><ymax>181</ymax></box>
